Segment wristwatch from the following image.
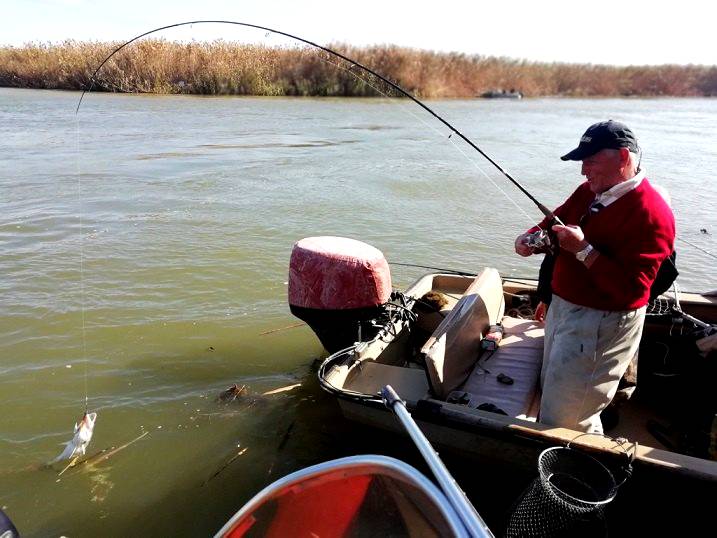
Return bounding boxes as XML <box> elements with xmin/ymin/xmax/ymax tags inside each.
<box><xmin>575</xmin><ymin>243</ymin><xmax>594</xmax><ymax>262</ymax></box>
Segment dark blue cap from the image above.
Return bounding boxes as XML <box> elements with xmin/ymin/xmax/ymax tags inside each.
<box><xmin>561</xmin><ymin>120</ymin><xmax>639</xmax><ymax>161</ymax></box>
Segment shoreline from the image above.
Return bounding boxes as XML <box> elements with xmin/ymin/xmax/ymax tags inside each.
<box><xmin>1</xmin><ymin>40</ymin><xmax>715</xmax><ymax>98</ymax></box>
<box><xmin>2</xmin><ymin>86</ymin><xmax>714</xmax><ymax>101</ymax></box>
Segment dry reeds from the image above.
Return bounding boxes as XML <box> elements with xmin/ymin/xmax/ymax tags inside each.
<box><xmin>1</xmin><ymin>39</ymin><xmax>715</xmax><ymax>97</ymax></box>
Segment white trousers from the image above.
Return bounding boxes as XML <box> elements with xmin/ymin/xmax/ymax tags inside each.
<box><xmin>540</xmin><ymin>294</ymin><xmax>646</xmax><ymax>434</ymax></box>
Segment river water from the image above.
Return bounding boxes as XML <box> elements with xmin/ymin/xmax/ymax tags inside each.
<box><xmin>1</xmin><ymin>87</ymin><xmax>716</xmax><ymax>536</ymax></box>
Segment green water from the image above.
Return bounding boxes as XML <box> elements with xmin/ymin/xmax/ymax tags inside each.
<box><xmin>1</xmin><ymin>88</ymin><xmax>715</xmax><ymax>536</ymax></box>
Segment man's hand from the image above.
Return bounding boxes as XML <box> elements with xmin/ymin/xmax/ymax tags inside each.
<box><xmin>514</xmin><ymin>232</ymin><xmax>535</xmax><ymax>257</ymax></box>
<box><xmin>534</xmin><ymin>301</ymin><xmax>548</xmax><ymax>322</ymax></box>
<box><xmin>551</xmin><ymin>224</ymin><xmax>589</xmax><ymax>253</ymax></box>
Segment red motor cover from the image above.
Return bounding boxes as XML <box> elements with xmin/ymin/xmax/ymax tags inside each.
<box><xmin>288</xmin><ymin>237</ymin><xmax>392</xmax><ymax>310</ymax></box>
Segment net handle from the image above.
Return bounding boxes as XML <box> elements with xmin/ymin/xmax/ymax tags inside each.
<box><xmin>566</xmin><ymin>433</ymin><xmax>637</xmax><ymax>489</ymax></box>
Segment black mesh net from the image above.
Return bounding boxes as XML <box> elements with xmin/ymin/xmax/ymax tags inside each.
<box><xmin>505</xmin><ymin>447</ymin><xmax>619</xmax><ymax>537</ymax></box>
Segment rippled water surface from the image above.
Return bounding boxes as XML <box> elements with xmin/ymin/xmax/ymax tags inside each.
<box><xmin>1</xmin><ymin>88</ymin><xmax>715</xmax><ymax>536</ymax></box>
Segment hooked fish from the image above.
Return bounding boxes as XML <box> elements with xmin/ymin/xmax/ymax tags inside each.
<box><xmin>53</xmin><ymin>412</ymin><xmax>97</xmax><ymax>463</ymax></box>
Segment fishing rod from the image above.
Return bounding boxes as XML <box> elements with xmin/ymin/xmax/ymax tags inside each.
<box><xmin>75</xmin><ymin>19</ymin><xmax>557</xmax><ymax>222</ymax></box>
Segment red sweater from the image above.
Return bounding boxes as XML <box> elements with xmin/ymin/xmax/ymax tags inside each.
<box><xmin>531</xmin><ymin>178</ymin><xmax>675</xmax><ymax>311</ymax></box>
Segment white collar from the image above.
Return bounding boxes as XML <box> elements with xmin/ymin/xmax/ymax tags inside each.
<box><xmin>594</xmin><ymin>170</ymin><xmax>645</xmax><ymax>208</ymax></box>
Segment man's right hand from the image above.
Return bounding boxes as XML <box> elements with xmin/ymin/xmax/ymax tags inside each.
<box><xmin>514</xmin><ymin>232</ymin><xmax>535</xmax><ymax>257</ymax></box>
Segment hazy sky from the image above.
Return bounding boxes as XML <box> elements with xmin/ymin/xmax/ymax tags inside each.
<box><xmin>3</xmin><ymin>0</ymin><xmax>715</xmax><ymax>66</ymax></box>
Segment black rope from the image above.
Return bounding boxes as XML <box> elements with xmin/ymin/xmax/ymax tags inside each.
<box><xmin>75</xmin><ymin>20</ymin><xmax>555</xmax><ymax>219</ymax></box>
<box><xmin>413</xmin><ymin>298</ymin><xmax>448</xmax><ymax>315</ymax></box>
<box><xmin>390</xmin><ymin>262</ymin><xmax>477</xmax><ymax>276</ymax></box>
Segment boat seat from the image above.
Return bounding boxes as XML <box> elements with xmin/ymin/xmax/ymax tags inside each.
<box><xmin>421</xmin><ymin>268</ymin><xmax>505</xmax><ymax>399</ymax></box>
<box><xmin>455</xmin><ymin>316</ymin><xmax>544</xmax><ymax>420</ymax></box>
<box><xmin>344</xmin><ymin>362</ymin><xmax>429</xmax><ymax>402</ymax></box>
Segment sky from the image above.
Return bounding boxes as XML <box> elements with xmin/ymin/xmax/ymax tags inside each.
<box><xmin>2</xmin><ymin>0</ymin><xmax>716</xmax><ymax>66</ymax></box>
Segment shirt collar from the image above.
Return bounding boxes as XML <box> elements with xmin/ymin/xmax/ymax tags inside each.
<box><xmin>594</xmin><ymin>169</ymin><xmax>645</xmax><ymax>207</ymax></box>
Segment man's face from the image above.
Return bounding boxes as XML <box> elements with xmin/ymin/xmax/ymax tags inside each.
<box><xmin>580</xmin><ymin>149</ymin><xmax>623</xmax><ymax>194</ymax></box>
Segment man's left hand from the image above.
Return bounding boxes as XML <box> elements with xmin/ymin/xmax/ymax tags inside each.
<box><xmin>551</xmin><ymin>224</ymin><xmax>588</xmax><ymax>253</ymax></box>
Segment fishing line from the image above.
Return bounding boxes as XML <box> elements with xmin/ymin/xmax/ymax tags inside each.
<box><xmin>309</xmin><ymin>47</ymin><xmax>544</xmax><ymax>251</ymax></box>
<box><xmin>75</xmin><ymin>20</ymin><xmax>557</xmax><ymax>224</ymax></box>
<box><xmin>336</xmin><ymin>64</ymin><xmax>542</xmax><ymax>228</ymax></box>
<box><xmin>292</xmin><ymin>47</ymin><xmax>544</xmax><ymax>231</ymax></box>
<box><xmin>352</xmin><ymin>59</ymin><xmax>542</xmax><ymax>229</ymax></box>
<box><xmin>75</xmin><ymin>113</ymin><xmax>89</xmax><ymax>414</ymax></box>
<box><xmin>677</xmin><ymin>236</ymin><xmax>717</xmax><ymax>261</ymax></box>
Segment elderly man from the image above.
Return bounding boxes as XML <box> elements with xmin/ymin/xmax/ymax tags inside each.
<box><xmin>515</xmin><ymin>120</ymin><xmax>675</xmax><ymax>433</ymax></box>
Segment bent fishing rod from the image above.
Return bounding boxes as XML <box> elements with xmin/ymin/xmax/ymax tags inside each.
<box><xmin>76</xmin><ymin>20</ymin><xmax>556</xmax><ymax>222</ymax></box>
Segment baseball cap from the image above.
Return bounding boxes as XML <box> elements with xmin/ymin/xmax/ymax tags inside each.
<box><xmin>561</xmin><ymin>120</ymin><xmax>639</xmax><ymax>161</ymax></box>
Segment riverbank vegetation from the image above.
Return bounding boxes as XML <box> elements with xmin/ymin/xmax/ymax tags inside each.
<box><xmin>1</xmin><ymin>40</ymin><xmax>715</xmax><ymax>97</ymax></box>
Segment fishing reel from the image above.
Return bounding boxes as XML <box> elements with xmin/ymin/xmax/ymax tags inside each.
<box><xmin>526</xmin><ymin>215</ymin><xmax>565</xmax><ymax>255</ymax></box>
<box><xmin>525</xmin><ymin>229</ymin><xmax>554</xmax><ymax>253</ymax></box>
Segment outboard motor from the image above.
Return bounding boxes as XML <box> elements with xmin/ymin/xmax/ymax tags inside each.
<box><xmin>289</xmin><ymin>237</ymin><xmax>392</xmax><ymax>353</ymax></box>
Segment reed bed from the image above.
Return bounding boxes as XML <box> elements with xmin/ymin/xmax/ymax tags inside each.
<box><xmin>1</xmin><ymin>39</ymin><xmax>715</xmax><ymax>97</ymax></box>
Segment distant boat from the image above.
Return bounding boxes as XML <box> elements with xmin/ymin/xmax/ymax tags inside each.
<box><xmin>480</xmin><ymin>89</ymin><xmax>523</xmax><ymax>99</ymax></box>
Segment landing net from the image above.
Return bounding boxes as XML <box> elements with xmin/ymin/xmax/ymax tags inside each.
<box><xmin>505</xmin><ymin>446</ymin><xmax>622</xmax><ymax>537</ymax></box>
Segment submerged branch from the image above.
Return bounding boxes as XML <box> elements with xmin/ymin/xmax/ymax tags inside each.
<box><xmin>57</xmin><ymin>431</ymin><xmax>150</xmax><ymax>477</ymax></box>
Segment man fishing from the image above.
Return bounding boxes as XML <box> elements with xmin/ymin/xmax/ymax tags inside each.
<box><xmin>514</xmin><ymin>120</ymin><xmax>675</xmax><ymax>433</ymax></box>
